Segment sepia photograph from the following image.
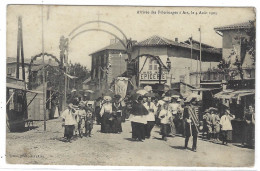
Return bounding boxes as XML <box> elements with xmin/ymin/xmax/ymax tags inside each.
<box><xmin>5</xmin><ymin>5</ymin><xmax>255</xmax><ymax>167</ymax></box>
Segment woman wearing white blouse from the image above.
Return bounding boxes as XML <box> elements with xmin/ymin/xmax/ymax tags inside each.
<box><xmin>100</xmin><ymin>96</ymin><xmax>113</xmax><ymax>133</ymax></box>
<box><xmin>220</xmin><ymin>109</ymin><xmax>235</xmax><ymax>145</ymax></box>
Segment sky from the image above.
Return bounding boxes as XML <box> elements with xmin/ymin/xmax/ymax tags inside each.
<box><xmin>6</xmin><ymin>6</ymin><xmax>255</xmax><ymax>70</ymax></box>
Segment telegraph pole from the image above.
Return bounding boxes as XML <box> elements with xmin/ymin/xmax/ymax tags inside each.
<box><xmin>199</xmin><ymin>26</ymin><xmax>202</xmax><ymax>82</ymax></box>
<box><xmin>190</xmin><ymin>35</ymin><xmax>193</xmax><ymax>72</ymax></box>
<box><xmin>41</xmin><ymin>5</ymin><xmax>47</xmax><ymax>131</ymax></box>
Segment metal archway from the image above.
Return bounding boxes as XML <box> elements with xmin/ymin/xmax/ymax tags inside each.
<box><xmin>69</xmin><ymin>20</ymin><xmax>128</xmax><ymax>42</ymax></box>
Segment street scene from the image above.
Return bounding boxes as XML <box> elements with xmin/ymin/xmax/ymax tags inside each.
<box><xmin>6</xmin><ymin>6</ymin><xmax>255</xmax><ymax>167</ymax></box>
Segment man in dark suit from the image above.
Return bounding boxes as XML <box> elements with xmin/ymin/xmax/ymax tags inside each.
<box><xmin>183</xmin><ymin>98</ymin><xmax>199</xmax><ymax>152</ymax></box>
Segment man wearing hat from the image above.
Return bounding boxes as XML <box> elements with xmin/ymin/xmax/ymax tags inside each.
<box><xmin>61</xmin><ymin>103</ymin><xmax>77</xmax><ymax>142</ymax></box>
<box><xmin>183</xmin><ymin>98</ymin><xmax>199</xmax><ymax>151</ymax></box>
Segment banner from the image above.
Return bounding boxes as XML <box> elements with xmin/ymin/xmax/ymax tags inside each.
<box><xmin>115</xmin><ymin>77</ymin><xmax>128</xmax><ymax>99</ymax></box>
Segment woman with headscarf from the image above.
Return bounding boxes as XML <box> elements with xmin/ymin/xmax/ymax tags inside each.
<box><xmin>220</xmin><ymin>109</ymin><xmax>235</xmax><ymax>145</ymax></box>
<box><xmin>100</xmin><ymin>96</ymin><xmax>113</xmax><ymax>133</ymax></box>
<box><xmin>130</xmin><ymin>95</ymin><xmax>149</xmax><ymax>141</ymax></box>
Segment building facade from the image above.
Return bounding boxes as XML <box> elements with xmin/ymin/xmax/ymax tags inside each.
<box><xmin>130</xmin><ymin>35</ymin><xmax>222</xmax><ymax>89</ymax></box>
<box><xmin>90</xmin><ymin>40</ymin><xmax>128</xmax><ymax>91</ymax></box>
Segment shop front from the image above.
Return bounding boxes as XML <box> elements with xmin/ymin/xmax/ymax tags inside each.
<box><xmin>214</xmin><ymin>89</ymin><xmax>255</xmax><ymax>143</ymax></box>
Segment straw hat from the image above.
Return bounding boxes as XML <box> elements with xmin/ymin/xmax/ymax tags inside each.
<box><xmin>104</xmin><ymin>96</ymin><xmax>112</xmax><ymax>102</ymax></box>
<box><xmin>163</xmin><ymin>96</ymin><xmax>171</xmax><ymax>102</ymax></box>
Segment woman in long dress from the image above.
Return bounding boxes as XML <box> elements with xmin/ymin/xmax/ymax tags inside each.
<box><xmin>112</xmin><ymin>95</ymin><xmax>123</xmax><ymax>133</ymax></box>
<box><xmin>100</xmin><ymin>96</ymin><xmax>113</xmax><ymax>133</ymax></box>
<box><xmin>130</xmin><ymin>95</ymin><xmax>149</xmax><ymax>141</ymax></box>
<box><xmin>220</xmin><ymin>109</ymin><xmax>235</xmax><ymax>145</ymax></box>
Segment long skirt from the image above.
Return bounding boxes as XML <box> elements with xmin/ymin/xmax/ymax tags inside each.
<box><xmin>54</xmin><ymin>107</ymin><xmax>59</xmax><ymax>118</ymax></box>
<box><xmin>115</xmin><ymin>116</ymin><xmax>122</xmax><ymax>133</ymax></box>
<box><xmin>145</xmin><ymin>121</ymin><xmax>155</xmax><ymax>138</ymax></box>
<box><xmin>161</xmin><ymin>124</ymin><xmax>171</xmax><ymax>137</ymax></box>
<box><xmin>222</xmin><ymin>130</ymin><xmax>232</xmax><ymax>142</ymax></box>
<box><xmin>101</xmin><ymin>113</ymin><xmax>112</xmax><ymax>133</ymax></box>
<box><xmin>64</xmin><ymin>125</ymin><xmax>75</xmax><ymax>140</ymax></box>
<box><xmin>131</xmin><ymin>122</ymin><xmax>145</xmax><ymax>140</ymax></box>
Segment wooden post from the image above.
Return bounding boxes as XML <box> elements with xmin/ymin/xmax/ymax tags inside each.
<box><xmin>41</xmin><ymin>5</ymin><xmax>47</xmax><ymax>131</ymax></box>
<box><xmin>16</xmin><ymin>17</ymin><xmax>21</xmax><ymax>79</ymax></box>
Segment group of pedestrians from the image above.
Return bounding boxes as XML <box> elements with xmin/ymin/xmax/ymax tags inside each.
<box><xmin>61</xmin><ymin>102</ymin><xmax>94</xmax><ymax>142</ymax></box>
<box><xmin>60</xmin><ymin>89</ymin><xmax>255</xmax><ymax>151</ymax></box>
<box><xmin>99</xmin><ymin>95</ymin><xmax>124</xmax><ymax>134</ymax></box>
<box><xmin>129</xmin><ymin>93</ymin><xmax>199</xmax><ymax>151</ymax></box>
<box><xmin>202</xmin><ymin>107</ymin><xmax>236</xmax><ymax>145</ymax></box>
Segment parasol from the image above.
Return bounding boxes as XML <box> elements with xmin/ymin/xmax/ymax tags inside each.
<box><xmin>165</xmin><ymin>89</ymin><xmax>181</xmax><ymax>97</ymax></box>
<box><xmin>144</xmin><ymin>85</ymin><xmax>152</xmax><ymax>92</ymax></box>
<box><xmin>136</xmin><ymin>89</ymin><xmax>148</xmax><ymax>95</ymax></box>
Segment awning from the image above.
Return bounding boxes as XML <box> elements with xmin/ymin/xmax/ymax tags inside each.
<box><xmin>191</xmin><ymin>88</ymin><xmax>221</xmax><ymax>91</ymax></box>
<box><xmin>214</xmin><ymin>89</ymin><xmax>255</xmax><ymax>99</ymax></box>
<box><xmin>7</xmin><ymin>83</ymin><xmax>43</xmax><ymax>94</ymax></box>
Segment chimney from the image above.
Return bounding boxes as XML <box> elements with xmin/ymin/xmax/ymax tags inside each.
<box><xmin>175</xmin><ymin>38</ymin><xmax>178</xmax><ymax>42</ymax></box>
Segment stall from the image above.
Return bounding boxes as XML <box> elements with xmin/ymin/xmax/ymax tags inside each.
<box><xmin>214</xmin><ymin>89</ymin><xmax>255</xmax><ymax>143</ymax></box>
<box><xmin>6</xmin><ymin>83</ymin><xmax>42</xmax><ymax>132</ymax></box>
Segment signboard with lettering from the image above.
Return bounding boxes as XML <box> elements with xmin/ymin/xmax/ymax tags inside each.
<box><xmin>140</xmin><ymin>71</ymin><xmax>167</xmax><ymax>81</ymax></box>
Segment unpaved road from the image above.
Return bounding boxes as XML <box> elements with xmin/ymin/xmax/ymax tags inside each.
<box><xmin>6</xmin><ymin>118</ymin><xmax>254</xmax><ymax>166</ymax></box>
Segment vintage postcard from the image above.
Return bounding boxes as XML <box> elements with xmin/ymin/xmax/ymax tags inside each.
<box><xmin>6</xmin><ymin>5</ymin><xmax>255</xmax><ymax>167</ymax></box>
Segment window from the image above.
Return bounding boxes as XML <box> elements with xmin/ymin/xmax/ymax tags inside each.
<box><xmin>148</xmin><ymin>59</ymin><xmax>158</xmax><ymax>71</ymax></box>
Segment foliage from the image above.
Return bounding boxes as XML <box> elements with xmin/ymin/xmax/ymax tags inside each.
<box><xmin>68</xmin><ymin>62</ymin><xmax>91</xmax><ymax>90</ymax></box>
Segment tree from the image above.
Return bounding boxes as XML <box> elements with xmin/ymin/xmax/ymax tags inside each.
<box><xmin>68</xmin><ymin>62</ymin><xmax>91</xmax><ymax>90</ymax></box>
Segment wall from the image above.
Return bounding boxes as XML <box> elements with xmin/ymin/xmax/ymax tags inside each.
<box><xmin>108</xmin><ymin>51</ymin><xmax>128</xmax><ymax>85</ymax></box>
<box><xmin>138</xmin><ymin>55</ymin><xmax>167</xmax><ymax>86</ymax></box>
<box><xmin>222</xmin><ymin>30</ymin><xmax>249</xmax><ymax>67</ymax></box>
<box><xmin>7</xmin><ymin>63</ymin><xmax>30</xmax><ymax>83</ymax></box>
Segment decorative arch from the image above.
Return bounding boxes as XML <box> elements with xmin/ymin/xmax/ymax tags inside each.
<box><xmin>28</xmin><ymin>53</ymin><xmax>61</xmax><ymax>90</ymax></box>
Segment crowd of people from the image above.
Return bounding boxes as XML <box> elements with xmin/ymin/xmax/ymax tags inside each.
<box><xmin>59</xmin><ymin>89</ymin><xmax>255</xmax><ymax>151</ymax></box>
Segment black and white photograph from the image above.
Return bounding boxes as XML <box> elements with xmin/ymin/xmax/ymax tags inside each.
<box><xmin>5</xmin><ymin>5</ymin><xmax>256</xmax><ymax>167</ymax></box>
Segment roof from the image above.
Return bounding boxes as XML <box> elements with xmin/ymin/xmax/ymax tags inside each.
<box><xmin>31</xmin><ymin>64</ymin><xmax>58</xmax><ymax>72</ymax></box>
<box><xmin>7</xmin><ymin>57</ymin><xmax>59</xmax><ymax>66</ymax></box>
<box><xmin>137</xmin><ymin>35</ymin><xmax>188</xmax><ymax>47</ymax></box>
<box><xmin>214</xmin><ymin>21</ymin><xmax>254</xmax><ymax>32</ymax></box>
<box><xmin>6</xmin><ymin>83</ymin><xmax>43</xmax><ymax>94</ymax></box>
<box><xmin>135</xmin><ymin>35</ymin><xmax>221</xmax><ymax>54</ymax></box>
<box><xmin>90</xmin><ymin>41</ymin><xmax>126</xmax><ymax>55</ymax></box>
<box><xmin>6</xmin><ymin>57</ymin><xmax>31</xmax><ymax>64</ymax></box>
<box><xmin>183</xmin><ymin>39</ymin><xmax>214</xmax><ymax>48</ymax></box>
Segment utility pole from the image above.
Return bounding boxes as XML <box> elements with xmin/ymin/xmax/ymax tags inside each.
<box><xmin>199</xmin><ymin>26</ymin><xmax>202</xmax><ymax>83</ymax></box>
<box><xmin>41</xmin><ymin>5</ymin><xmax>47</xmax><ymax>131</ymax></box>
<box><xmin>190</xmin><ymin>35</ymin><xmax>193</xmax><ymax>72</ymax></box>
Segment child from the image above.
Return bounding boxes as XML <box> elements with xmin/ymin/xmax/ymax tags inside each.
<box><xmin>61</xmin><ymin>103</ymin><xmax>77</xmax><ymax>142</ymax></box>
<box><xmin>85</xmin><ymin>107</ymin><xmax>94</xmax><ymax>137</ymax></box>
